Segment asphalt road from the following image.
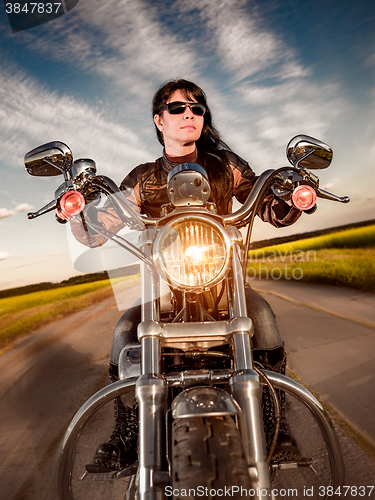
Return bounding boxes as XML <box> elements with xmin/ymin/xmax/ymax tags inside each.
<box><xmin>252</xmin><ymin>278</ymin><xmax>375</xmax><ymax>444</ymax></box>
<box><xmin>0</xmin><ymin>278</ymin><xmax>374</xmax><ymax>500</ymax></box>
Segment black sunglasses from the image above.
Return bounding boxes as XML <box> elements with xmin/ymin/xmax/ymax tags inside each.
<box><xmin>159</xmin><ymin>101</ymin><xmax>206</xmax><ymax>116</ymax></box>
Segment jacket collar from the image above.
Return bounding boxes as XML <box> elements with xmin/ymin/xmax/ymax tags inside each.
<box><xmin>160</xmin><ymin>148</ymin><xmax>198</xmax><ymax>173</ymax></box>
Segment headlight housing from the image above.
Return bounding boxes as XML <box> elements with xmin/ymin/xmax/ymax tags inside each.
<box><xmin>153</xmin><ymin>216</ymin><xmax>232</xmax><ymax>291</ymax></box>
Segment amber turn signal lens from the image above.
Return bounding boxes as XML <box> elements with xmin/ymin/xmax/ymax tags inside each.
<box><xmin>60</xmin><ymin>190</ymin><xmax>85</xmax><ymax>217</ymax></box>
<box><xmin>292</xmin><ymin>185</ymin><xmax>317</xmax><ymax>211</ymax></box>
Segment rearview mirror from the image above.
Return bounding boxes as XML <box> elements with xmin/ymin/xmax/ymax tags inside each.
<box><xmin>286</xmin><ymin>135</ymin><xmax>332</xmax><ymax>170</ymax></box>
<box><xmin>25</xmin><ymin>141</ymin><xmax>73</xmax><ymax>176</ymax></box>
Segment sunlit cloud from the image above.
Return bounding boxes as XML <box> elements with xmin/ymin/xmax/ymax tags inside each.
<box><xmin>0</xmin><ymin>208</ymin><xmax>15</xmax><ymax>219</ymax></box>
<box><xmin>321</xmin><ymin>179</ymin><xmax>340</xmax><ymax>190</ymax></box>
<box><xmin>0</xmin><ymin>252</ymin><xmax>10</xmax><ymax>260</ymax></box>
<box><xmin>15</xmin><ymin>203</ymin><xmax>33</xmax><ymax>212</ymax></box>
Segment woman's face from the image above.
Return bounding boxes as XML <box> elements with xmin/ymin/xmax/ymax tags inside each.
<box><xmin>154</xmin><ymin>89</ymin><xmax>204</xmax><ymax>153</ymax></box>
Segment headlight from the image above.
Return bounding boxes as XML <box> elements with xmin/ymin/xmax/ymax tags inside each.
<box><xmin>153</xmin><ymin>216</ymin><xmax>232</xmax><ymax>291</ymax></box>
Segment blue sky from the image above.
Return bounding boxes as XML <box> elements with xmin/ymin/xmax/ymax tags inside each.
<box><xmin>0</xmin><ymin>0</ymin><xmax>374</xmax><ymax>290</ymax></box>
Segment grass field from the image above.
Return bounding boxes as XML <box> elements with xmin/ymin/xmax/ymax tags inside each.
<box><xmin>0</xmin><ymin>280</ymin><xmax>115</xmax><ymax>354</ymax></box>
<box><xmin>248</xmin><ymin>225</ymin><xmax>375</xmax><ymax>292</ymax></box>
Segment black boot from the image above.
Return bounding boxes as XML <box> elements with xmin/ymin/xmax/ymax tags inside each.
<box><xmin>253</xmin><ymin>346</ymin><xmax>302</xmax><ymax>462</ymax></box>
<box><xmin>85</xmin><ymin>363</ymin><xmax>138</xmax><ymax>473</ymax></box>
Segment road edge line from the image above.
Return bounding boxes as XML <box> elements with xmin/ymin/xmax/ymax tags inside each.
<box><xmin>253</xmin><ymin>286</ymin><xmax>375</xmax><ymax>330</ymax></box>
<box><xmin>287</xmin><ymin>367</ymin><xmax>375</xmax><ymax>462</ymax></box>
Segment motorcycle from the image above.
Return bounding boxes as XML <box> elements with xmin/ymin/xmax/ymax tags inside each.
<box><xmin>24</xmin><ymin>135</ymin><xmax>349</xmax><ymax>500</ymax></box>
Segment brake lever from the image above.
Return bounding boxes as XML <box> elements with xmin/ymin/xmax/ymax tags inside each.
<box><xmin>316</xmin><ymin>188</ymin><xmax>350</xmax><ymax>203</ymax></box>
<box><xmin>27</xmin><ymin>199</ymin><xmax>57</xmax><ymax>219</ymax></box>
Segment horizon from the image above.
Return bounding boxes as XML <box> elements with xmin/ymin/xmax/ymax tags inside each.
<box><xmin>1</xmin><ymin>216</ymin><xmax>373</xmax><ymax>294</ymax></box>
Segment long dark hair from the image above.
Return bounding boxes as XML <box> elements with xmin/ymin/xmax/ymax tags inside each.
<box><xmin>152</xmin><ymin>79</ymin><xmax>233</xmax><ymax>214</ymax></box>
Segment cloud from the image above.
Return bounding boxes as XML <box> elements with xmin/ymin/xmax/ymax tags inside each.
<box><xmin>228</xmin><ymin>75</ymin><xmax>346</xmax><ymax>163</ymax></box>
<box><xmin>321</xmin><ymin>178</ymin><xmax>341</xmax><ymax>190</ymax></box>
<box><xmin>0</xmin><ymin>64</ymin><xmax>153</xmax><ymax>178</ymax></box>
<box><xmin>0</xmin><ymin>252</ymin><xmax>10</xmax><ymax>260</ymax></box>
<box><xmin>176</xmin><ymin>0</ymin><xmax>301</xmax><ymax>83</ymax></box>
<box><xmin>15</xmin><ymin>203</ymin><xmax>33</xmax><ymax>212</ymax></box>
<box><xmin>168</xmin><ymin>0</ymin><xmax>345</xmax><ymax>168</ymax></box>
<box><xmin>367</xmin><ymin>87</ymin><xmax>375</xmax><ymax>157</ymax></box>
<box><xmin>11</xmin><ymin>0</ymin><xmax>197</xmax><ymax>97</ymax></box>
<box><xmin>0</xmin><ymin>208</ymin><xmax>15</xmax><ymax>219</ymax></box>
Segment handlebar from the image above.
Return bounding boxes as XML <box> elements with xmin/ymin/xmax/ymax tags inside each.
<box><xmin>27</xmin><ymin>166</ymin><xmax>350</xmax><ymax>228</ymax></box>
<box><xmin>223</xmin><ymin>169</ymin><xmax>276</xmax><ymax>226</ymax></box>
<box><xmin>90</xmin><ymin>176</ymin><xmax>148</xmax><ymax>231</ymax></box>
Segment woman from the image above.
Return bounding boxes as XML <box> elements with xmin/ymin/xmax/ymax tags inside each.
<box><xmin>70</xmin><ymin>79</ymin><xmax>302</xmax><ymax>473</ymax></box>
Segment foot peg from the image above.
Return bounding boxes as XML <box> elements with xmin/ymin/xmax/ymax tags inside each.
<box><xmin>83</xmin><ymin>461</ymin><xmax>138</xmax><ymax>481</ymax></box>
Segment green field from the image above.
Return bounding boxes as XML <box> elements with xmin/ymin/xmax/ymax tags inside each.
<box><xmin>0</xmin><ymin>280</ymin><xmax>114</xmax><ymax>354</ymax></box>
<box><xmin>248</xmin><ymin>225</ymin><xmax>375</xmax><ymax>291</ymax></box>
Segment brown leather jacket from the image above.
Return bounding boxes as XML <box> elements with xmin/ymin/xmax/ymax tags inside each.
<box><xmin>71</xmin><ymin>149</ymin><xmax>301</xmax><ymax>247</ymax></box>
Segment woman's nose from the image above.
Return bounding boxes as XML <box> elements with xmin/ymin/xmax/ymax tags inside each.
<box><xmin>184</xmin><ymin>108</ymin><xmax>194</xmax><ymax>120</ymax></box>
<box><xmin>183</xmin><ymin>106</ymin><xmax>194</xmax><ymax>119</ymax></box>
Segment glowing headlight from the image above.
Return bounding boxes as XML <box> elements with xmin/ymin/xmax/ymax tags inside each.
<box><xmin>185</xmin><ymin>246</ymin><xmax>203</xmax><ymax>263</ymax></box>
<box><xmin>153</xmin><ymin>216</ymin><xmax>232</xmax><ymax>290</ymax></box>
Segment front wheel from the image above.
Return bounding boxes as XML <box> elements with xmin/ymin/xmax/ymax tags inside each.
<box><xmin>171</xmin><ymin>415</ymin><xmax>253</xmax><ymax>500</ymax></box>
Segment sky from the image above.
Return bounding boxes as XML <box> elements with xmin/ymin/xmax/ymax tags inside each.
<box><xmin>0</xmin><ymin>0</ymin><xmax>374</xmax><ymax>291</ymax></box>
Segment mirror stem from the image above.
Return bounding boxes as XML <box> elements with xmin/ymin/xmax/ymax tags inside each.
<box><xmin>294</xmin><ymin>149</ymin><xmax>314</xmax><ymax>169</ymax></box>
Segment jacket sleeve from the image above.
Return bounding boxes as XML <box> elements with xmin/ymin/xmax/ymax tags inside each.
<box><xmin>227</xmin><ymin>151</ymin><xmax>302</xmax><ymax>228</ymax></box>
<box><xmin>70</xmin><ymin>166</ymin><xmax>143</xmax><ymax>248</ymax></box>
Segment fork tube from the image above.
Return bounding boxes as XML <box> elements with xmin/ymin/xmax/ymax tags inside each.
<box><xmin>140</xmin><ymin>234</ymin><xmax>159</xmax><ymax>324</ymax></box>
<box><xmin>137</xmin><ymin>229</ymin><xmax>167</xmax><ymax>500</ymax></box>
<box><xmin>231</xmin><ymin>244</ymin><xmax>248</xmax><ymax>319</ymax></box>
<box><xmin>141</xmin><ymin>257</ymin><xmax>157</xmax><ymax>322</ymax></box>
<box><xmin>231</xmin><ymin>244</ymin><xmax>254</xmax><ymax>372</ymax></box>
<box><xmin>137</xmin><ymin>374</ymin><xmax>167</xmax><ymax>500</ymax></box>
<box><xmin>230</xmin><ymin>244</ymin><xmax>272</xmax><ymax>498</ymax></box>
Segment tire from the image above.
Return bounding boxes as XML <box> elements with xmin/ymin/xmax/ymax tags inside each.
<box><xmin>171</xmin><ymin>415</ymin><xmax>252</xmax><ymax>499</ymax></box>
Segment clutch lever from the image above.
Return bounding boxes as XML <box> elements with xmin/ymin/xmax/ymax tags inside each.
<box><xmin>27</xmin><ymin>199</ymin><xmax>57</xmax><ymax>219</ymax></box>
<box><xmin>316</xmin><ymin>188</ymin><xmax>350</xmax><ymax>203</ymax></box>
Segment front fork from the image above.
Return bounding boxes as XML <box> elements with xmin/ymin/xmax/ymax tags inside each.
<box><xmin>137</xmin><ymin>230</ymin><xmax>167</xmax><ymax>500</ymax></box>
<box><xmin>230</xmin><ymin>243</ymin><xmax>272</xmax><ymax>498</ymax></box>
<box><xmin>136</xmin><ymin>234</ymin><xmax>271</xmax><ymax>499</ymax></box>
